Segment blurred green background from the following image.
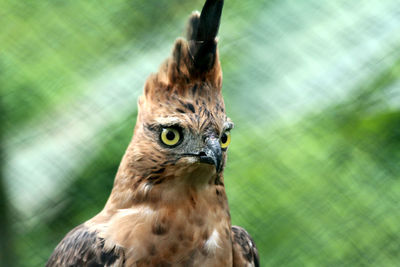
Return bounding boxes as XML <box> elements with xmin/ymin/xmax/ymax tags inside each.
<box><xmin>1</xmin><ymin>0</ymin><xmax>400</xmax><ymax>266</ymax></box>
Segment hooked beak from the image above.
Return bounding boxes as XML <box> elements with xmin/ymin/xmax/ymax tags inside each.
<box><xmin>199</xmin><ymin>137</ymin><xmax>222</xmax><ymax>172</ymax></box>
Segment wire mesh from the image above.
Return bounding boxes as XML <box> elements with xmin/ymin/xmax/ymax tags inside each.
<box><xmin>1</xmin><ymin>0</ymin><xmax>400</xmax><ymax>266</ymax></box>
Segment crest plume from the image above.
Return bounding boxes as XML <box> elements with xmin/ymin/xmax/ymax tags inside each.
<box><xmin>188</xmin><ymin>0</ymin><xmax>224</xmax><ymax>70</ymax></box>
<box><xmin>143</xmin><ymin>0</ymin><xmax>224</xmax><ymax>102</ymax></box>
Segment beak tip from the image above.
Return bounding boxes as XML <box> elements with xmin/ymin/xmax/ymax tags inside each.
<box><xmin>215</xmin><ymin>158</ymin><xmax>222</xmax><ymax>173</ymax></box>
<box><xmin>202</xmin><ymin>137</ymin><xmax>223</xmax><ymax>173</ymax></box>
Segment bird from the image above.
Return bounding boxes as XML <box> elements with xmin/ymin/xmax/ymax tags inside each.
<box><xmin>46</xmin><ymin>0</ymin><xmax>259</xmax><ymax>266</ymax></box>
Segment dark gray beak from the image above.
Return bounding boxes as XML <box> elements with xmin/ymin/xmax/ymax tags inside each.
<box><xmin>199</xmin><ymin>137</ymin><xmax>222</xmax><ymax>172</ymax></box>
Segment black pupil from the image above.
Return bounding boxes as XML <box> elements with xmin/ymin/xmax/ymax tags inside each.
<box><xmin>166</xmin><ymin>130</ymin><xmax>176</xmax><ymax>141</ymax></box>
<box><xmin>221</xmin><ymin>133</ymin><xmax>228</xmax><ymax>143</ymax></box>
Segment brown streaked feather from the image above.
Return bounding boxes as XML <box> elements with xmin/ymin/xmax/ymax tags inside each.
<box><xmin>232</xmin><ymin>226</ymin><xmax>260</xmax><ymax>267</ymax></box>
<box><xmin>46</xmin><ymin>224</ymin><xmax>125</xmax><ymax>267</ymax></box>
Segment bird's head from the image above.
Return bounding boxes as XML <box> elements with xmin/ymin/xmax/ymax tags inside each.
<box><xmin>116</xmin><ymin>0</ymin><xmax>231</xmax><ymax>198</ymax></box>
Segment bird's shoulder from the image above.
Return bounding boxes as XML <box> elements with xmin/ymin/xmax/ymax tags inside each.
<box><xmin>46</xmin><ymin>224</ymin><xmax>125</xmax><ymax>267</ymax></box>
<box><xmin>231</xmin><ymin>225</ymin><xmax>259</xmax><ymax>267</ymax></box>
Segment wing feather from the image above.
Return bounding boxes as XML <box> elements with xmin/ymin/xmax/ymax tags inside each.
<box><xmin>231</xmin><ymin>225</ymin><xmax>259</xmax><ymax>267</ymax></box>
<box><xmin>46</xmin><ymin>224</ymin><xmax>124</xmax><ymax>267</ymax></box>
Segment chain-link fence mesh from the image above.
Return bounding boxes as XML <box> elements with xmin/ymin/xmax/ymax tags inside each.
<box><xmin>2</xmin><ymin>0</ymin><xmax>400</xmax><ymax>266</ymax></box>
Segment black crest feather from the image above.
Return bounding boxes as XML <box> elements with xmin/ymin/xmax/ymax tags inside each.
<box><xmin>187</xmin><ymin>0</ymin><xmax>224</xmax><ymax>71</ymax></box>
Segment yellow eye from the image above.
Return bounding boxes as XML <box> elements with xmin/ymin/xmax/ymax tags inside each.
<box><xmin>160</xmin><ymin>128</ymin><xmax>182</xmax><ymax>147</ymax></box>
<box><xmin>220</xmin><ymin>131</ymin><xmax>231</xmax><ymax>149</ymax></box>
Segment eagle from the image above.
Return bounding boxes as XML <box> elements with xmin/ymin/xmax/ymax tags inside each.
<box><xmin>47</xmin><ymin>0</ymin><xmax>259</xmax><ymax>266</ymax></box>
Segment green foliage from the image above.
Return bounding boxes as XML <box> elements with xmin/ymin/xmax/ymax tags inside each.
<box><xmin>13</xmin><ymin>112</ymin><xmax>136</xmax><ymax>265</ymax></box>
<box><xmin>226</xmin><ymin>107</ymin><xmax>400</xmax><ymax>266</ymax></box>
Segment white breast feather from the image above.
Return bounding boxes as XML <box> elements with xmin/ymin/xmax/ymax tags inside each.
<box><xmin>204</xmin><ymin>229</ymin><xmax>221</xmax><ymax>254</ymax></box>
